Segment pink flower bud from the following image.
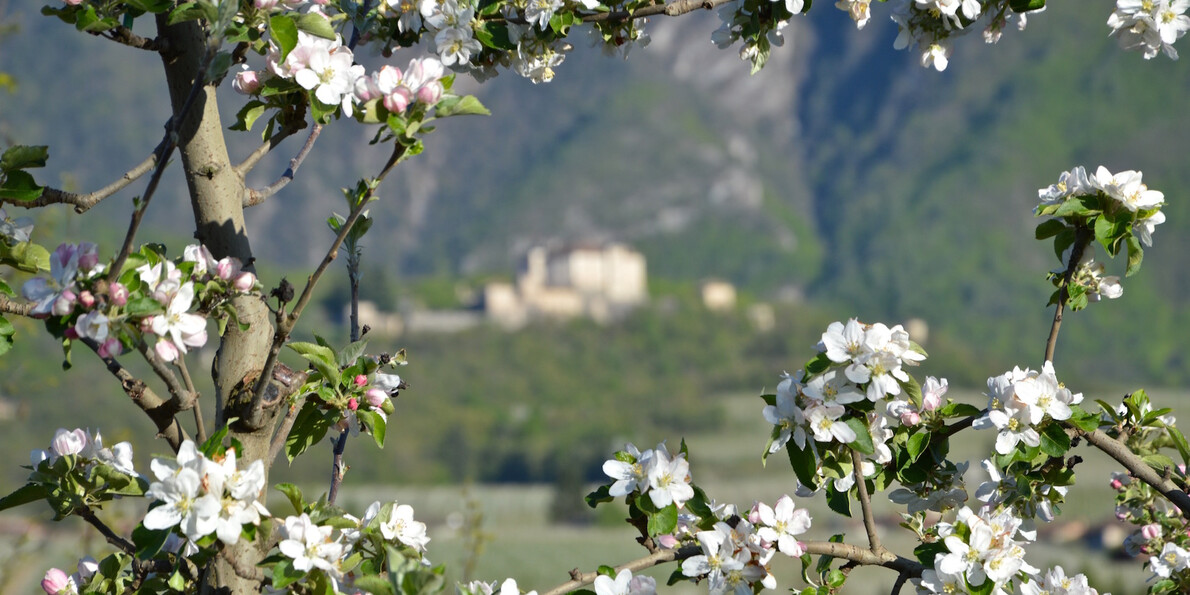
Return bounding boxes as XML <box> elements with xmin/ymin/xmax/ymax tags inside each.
<box><xmin>1142</xmin><ymin>523</ymin><xmax>1163</xmax><ymax>541</ymax></box>
<box><xmin>900</xmin><ymin>411</ymin><xmax>921</xmax><ymax>426</ymax></box>
<box><xmin>155</xmin><ymin>338</ymin><xmax>180</xmax><ymax>363</ymax></box>
<box><xmin>656</xmin><ymin>534</ymin><xmax>679</xmax><ymax>549</ymax></box>
<box><xmin>233</xmin><ymin>69</ymin><xmax>263</xmax><ymax>95</ymax></box>
<box><xmin>63</xmin><ymin>0</ymin><xmax>84</xmax><ymax>5</ymax></box>
<box><xmin>63</xmin><ymin>327</ymin><xmax>79</xmax><ymax>339</ymax></box>
<box><xmin>748</xmin><ymin>502</ymin><xmax>762</xmax><ymax>524</ymax></box>
<box><xmin>348</xmin><ymin>398</ymin><xmax>359</xmax><ymax>411</ymax></box>
<box><xmin>109</xmin><ymin>283</ymin><xmax>128</xmax><ymax>306</ymax></box>
<box><xmin>78</xmin><ymin>246</ymin><xmax>99</xmax><ymax>273</ymax></box>
<box><xmin>1111</xmin><ymin>479</ymin><xmax>1124</xmax><ymax>490</ymax></box>
<box><xmin>54</xmin><ymin>290</ymin><xmax>77</xmax><ymax>316</ymax></box>
<box><xmin>98</xmin><ymin>337</ymin><xmax>123</xmax><ymax>359</ymax></box>
<box><xmin>365</xmin><ymin>388</ymin><xmax>387</xmax><ymax>409</ymax></box>
<box><xmin>41</xmin><ymin>568</ymin><xmax>71</xmax><ymax>594</ymax></box>
<box><xmin>215</xmin><ymin>258</ymin><xmax>240</xmax><ymax>281</ymax></box>
<box><xmin>254</xmin><ymin>0</ymin><xmax>279</xmax><ymax>8</ymax></box>
<box><xmin>232</xmin><ymin>271</ymin><xmax>256</xmax><ymax>292</ymax></box>
<box><xmin>79</xmin><ymin>291</ymin><xmax>95</xmax><ymax>308</ymax></box>
<box><xmin>354</xmin><ymin>374</ymin><xmax>368</xmax><ymax>387</ymax></box>
<box><xmin>384</xmin><ymin>89</ymin><xmax>411</xmax><ymax>114</ymax></box>
<box><xmin>417</xmin><ymin>82</ymin><xmax>444</xmax><ymax>105</ymax></box>
<box><xmin>140</xmin><ymin>316</ymin><xmax>155</xmax><ymax>333</ymax></box>
<box><xmin>51</xmin><ymin>428</ymin><xmax>88</xmax><ymax>457</ymax></box>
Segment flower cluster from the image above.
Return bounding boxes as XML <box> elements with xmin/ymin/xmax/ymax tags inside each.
<box><xmin>1108</xmin><ymin>0</ymin><xmax>1190</xmax><ymax>59</ymax></box>
<box><xmin>711</xmin><ymin>0</ymin><xmax>803</xmax><ymax>72</ymax></box>
<box><xmin>676</xmin><ymin>497</ymin><xmax>810</xmax><ymax>594</ymax></box>
<box><xmin>277</xmin><ymin>499</ymin><xmax>430</xmax><ymax>588</ymax></box>
<box><xmin>973</xmin><ymin>362</ymin><xmax>1081</xmax><ymax>455</ymax></box>
<box><xmin>603</xmin><ymin>442</ymin><xmax>695</xmax><ymax>509</ymax></box>
<box><xmin>460</xmin><ymin>578</ymin><xmax>539</xmax><ymax>595</ymax></box>
<box><xmin>31</xmin><ymin>427</ymin><xmax>136</xmax><ymax>476</ymax></box>
<box><xmin>18</xmin><ymin>242</ymin><xmax>256</xmax><ymax>363</ymax></box>
<box><xmin>144</xmin><ymin>440</ymin><xmax>269</xmax><ymax>545</ymax></box>
<box><xmin>762</xmin><ymin>319</ymin><xmax>933</xmax><ymax>492</ymax></box>
<box><xmin>922</xmin><ymin>506</ymin><xmax>1038</xmax><ymax>592</ymax></box>
<box><xmin>1037</xmin><ymin>165</ymin><xmax>1166</xmax><ymax>246</ymax></box>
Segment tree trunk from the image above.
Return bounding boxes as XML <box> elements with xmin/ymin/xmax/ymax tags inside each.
<box><xmin>156</xmin><ymin>15</ymin><xmax>277</xmax><ymax>594</ymax></box>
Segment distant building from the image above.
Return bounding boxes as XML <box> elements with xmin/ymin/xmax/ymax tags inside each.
<box><xmin>699</xmin><ymin>279</ymin><xmax>737</xmax><ymax>312</ymax></box>
<box><xmin>484</xmin><ymin>243</ymin><xmax>648</xmax><ymax>326</ymax></box>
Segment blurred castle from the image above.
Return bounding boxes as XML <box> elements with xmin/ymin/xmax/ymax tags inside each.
<box><xmin>482</xmin><ymin>243</ymin><xmax>648</xmax><ymax>328</ymax></box>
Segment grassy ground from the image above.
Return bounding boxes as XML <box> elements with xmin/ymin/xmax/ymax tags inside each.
<box><xmin>2</xmin><ymin>389</ymin><xmax>1181</xmax><ymax>593</ymax></box>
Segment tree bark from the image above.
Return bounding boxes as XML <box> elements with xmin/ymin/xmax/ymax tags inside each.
<box><xmin>156</xmin><ymin>15</ymin><xmax>277</xmax><ymax>594</ymax></box>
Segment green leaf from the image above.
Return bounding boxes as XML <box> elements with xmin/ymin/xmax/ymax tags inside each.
<box><xmin>199</xmin><ymin>423</ymin><xmax>230</xmax><ymax>457</ymax></box>
<box><xmin>1053</xmin><ymin>227</ymin><xmax>1075</xmax><ymax>261</ymax></box>
<box><xmin>0</xmin><ymin>170</ymin><xmax>43</xmax><ymax>202</ymax></box>
<box><xmin>1093</xmin><ymin>213</ymin><xmax>1129</xmax><ymax>256</ymax></box>
<box><xmin>825</xmin><ymin>485</ymin><xmax>851</xmax><ymax>517</ymax></box>
<box><xmin>803</xmin><ymin>352</ymin><xmax>832</xmax><ymax>377</ymax></box>
<box><xmin>646</xmin><ymin>502</ymin><xmax>679</xmax><ymax>536</ymax></box>
<box><xmin>473</xmin><ymin>22</ymin><xmax>516</xmax><ymax>50</ymax></box>
<box><xmin>906</xmin><ymin>432</ymin><xmax>929</xmax><ymax>462</ymax></box>
<box><xmin>354</xmin><ymin>575</ymin><xmax>396</xmax><ymax>595</ymax></box>
<box><xmin>1066</xmin><ymin>405</ymin><xmax>1102</xmax><ymax>432</ymax></box>
<box><xmin>0</xmin><ymin>483</ymin><xmax>48</xmax><ymax>512</ymax></box>
<box><xmin>285</xmin><ymin>400</ymin><xmax>334</xmax><ymax>461</ymax></box>
<box><xmin>1052</xmin><ymin>194</ymin><xmax>1098</xmax><ymax>218</ymax></box>
<box><xmin>1126</xmin><ymin>235</ymin><xmax>1144</xmax><ymax>276</ymax></box>
<box><xmin>844</xmin><ymin>417</ymin><xmax>874</xmax><ymax>455</ymax></box>
<box><xmin>167</xmin><ymin>570</ymin><xmax>186</xmax><ymax>591</ymax></box>
<box><xmin>901</xmin><ymin>375</ymin><xmax>923</xmax><ymax>408</ymax></box>
<box><xmin>357</xmin><ymin>409</ymin><xmax>387</xmax><ymax>448</ymax></box>
<box><xmin>786</xmin><ymin>438</ymin><xmax>819</xmax><ymax>491</ymax></box>
<box><xmin>0</xmin><ymin>145</ymin><xmax>48</xmax><ymax>172</ymax></box>
<box><xmin>1168</xmin><ymin>427</ymin><xmax>1190</xmax><ymax>468</ymax></box>
<box><xmin>913</xmin><ymin>541</ymin><xmax>948</xmax><ymax>566</ymax></box>
<box><xmin>0</xmin><ymin>278</ymin><xmax>11</xmax><ymax>297</ymax></box>
<box><xmin>585</xmin><ymin>484</ymin><xmax>613</xmax><ymax>508</ymax></box>
<box><xmin>938</xmin><ymin>402</ymin><xmax>982</xmax><ymax>418</ymax></box>
<box><xmin>1039</xmin><ymin>422</ymin><xmax>1070</xmax><ymax>457</ymax></box>
<box><xmin>1009</xmin><ymin>0</ymin><xmax>1044</xmax><ymax>11</ymax></box>
<box><xmin>1143</xmin><ymin>453</ymin><xmax>1177</xmax><ymax>475</ymax></box>
<box><xmin>132</xmin><ymin>524</ymin><xmax>171</xmax><ymax>560</ymax></box>
<box><xmin>270</xmin><ymin>14</ymin><xmax>299</xmax><ymax>62</ymax></box>
<box><xmin>295</xmin><ymin>12</ymin><xmax>338</xmax><ymax>39</ymax></box>
<box><xmin>1034</xmin><ymin>218</ymin><xmax>1066</xmax><ymax>240</ymax></box>
<box><xmin>168</xmin><ymin>1</ymin><xmax>217</xmax><ymax>25</ymax></box>
<box><xmin>338</xmin><ymin>340</ymin><xmax>369</xmax><ymax>368</ymax></box>
<box><xmin>272</xmin><ymin>558</ymin><xmax>305</xmax><ymax>590</ymax></box>
<box><xmin>287</xmin><ymin>341</ymin><xmax>340</xmax><ymax>382</ymax></box>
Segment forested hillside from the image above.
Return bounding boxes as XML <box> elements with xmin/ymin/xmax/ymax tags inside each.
<box><xmin>1</xmin><ymin>1</ymin><xmax>1188</xmax><ymax>485</ymax></box>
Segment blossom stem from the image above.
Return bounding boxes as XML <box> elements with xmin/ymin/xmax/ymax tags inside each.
<box><xmin>1044</xmin><ymin>226</ymin><xmax>1093</xmax><ymax>364</ymax></box>
<box><xmin>851</xmin><ymin>449</ymin><xmax>886</xmax><ymax>555</ymax></box>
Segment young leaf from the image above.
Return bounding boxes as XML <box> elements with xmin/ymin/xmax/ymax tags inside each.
<box><xmin>1034</xmin><ymin>218</ymin><xmax>1066</xmax><ymax>240</ymax></box>
<box><xmin>275</xmin><ymin>483</ymin><xmax>306</xmax><ymax>515</ymax></box>
<box><xmin>0</xmin><ymin>483</ymin><xmax>48</xmax><ymax>512</ymax></box>
<box><xmin>844</xmin><ymin>417</ymin><xmax>874</xmax><ymax>455</ymax></box>
<box><xmin>0</xmin><ymin>145</ymin><xmax>49</xmax><ymax>172</ymax></box>
<box><xmin>269</xmin><ymin>14</ymin><xmax>299</xmax><ymax>62</ymax></box>
<box><xmin>1126</xmin><ymin>235</ymin><xmax>1144</xmax><ymax>276</ymax></box>
<box><xmin>646</xmin><ymin>502</ymin><xmax>679</xmax><ymax>536</ymax></box>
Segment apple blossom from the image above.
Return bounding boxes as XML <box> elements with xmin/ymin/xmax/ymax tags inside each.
<box><xmin>755</xmin><ymin>495</ymin><xmax>810</xmax><ymax>556</ymax></box>
<box><xmin>279</xmin><ymin>513</ymin><xmax>344</xmax><ymax>576</ymax></box>
<box><xmin>41</xmin><ymin>568</ymin><xmax>76</xmax><ymax>595</ymax></box>
<box><xmin>646</xmin><ymin>446</ymin><xmax>695</xmax><ymax>508</ymax></box>
<box><xmin>0</xmin><ymin>207</ymin><xmax>34</xmax><ymax>244</ymax></box>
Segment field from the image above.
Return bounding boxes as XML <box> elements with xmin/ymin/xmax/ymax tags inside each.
<box><xmin>2</xmin><ymin>390</ymin><xmax>1180</xmax><ymax>593</ymax></box>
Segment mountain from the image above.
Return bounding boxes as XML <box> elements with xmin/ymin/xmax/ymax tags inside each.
<box><xmin>2</xmin><ymin>2</ymin><xmax>1190</xmax><ymax>389</ymax></box>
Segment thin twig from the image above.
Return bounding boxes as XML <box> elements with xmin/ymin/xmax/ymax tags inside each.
<box><xmin>78</xmin><ymin>506</ymin><xmax>135</xmax><ymax>554</ymax></box>
<box><xmin>327</xmin><ymin>431</ymin><xmax>349</xmax><ymax>505</ymax></box>
<box><xmin>81</xmin><ymin>338</ymin><xmax>189</xmax><ymax>452</ymax></box>
<box><xmin>232</xmin><ymin>123</ymin><xmax>301</xmax><ymax>181</ymax></box>
<box><xmin>107</xmin><ymin>48</ymin><xmax>217</xmax><ymax>285</ymax></box>
<box><xmin>252</xmin><ymin>143</ymin><xmax>406</xmax><ymax>403</ymax></box>
<box><xmin>1074</xmin><ymin>426</ymin><xmax>1190</xmax><ymax>514</ymax></box>
<box><xmin>95</xmin><ymin>26</ymin><xmax>168</xmax><ymax>52</ymax></box>
<box><xmin>135</xmin><ymin>340</ymin><xmax>195</xmax><ymax>410</ymax></box>
<box><xmin>541</xmin><ymin>544</ymin><xmax>700</xmax><ymax>595</ymax></box>
<box><xmin>267</xmin><ymin>398</ymin><xmax>303</xmax><ymax>463</ymax></box>
<box><xmin>176</xmin><ymin>357</ymin><xmax>206</xmax><ymax>443</ymax></box>
<box><xmin>243</xmin><ymin>123</ymin><xmax>323</xmax><ymax>207</ymax></box>
<box><xmin>890</xmin><ymin>571</ymin><xmax>909</xmax><ymax>595</ymax></box>
<box><xmin>1044</xmin><ymin>226</ymin><xmax>1093</xmax><ymax>364</ymax></box>
<box><xmin>3</xmin><ymin>148</ymin><xmax>161</xmax><ymax>213</ymax></box>
<box><xmin>851</xmin><ymin>449</ymin><xmax>885</xmax><ymax>555</ymax></box>
<box><xmin>0</xmin><ymin>293</ymin><xmax>35</xmax><ymax>317</ymax></box>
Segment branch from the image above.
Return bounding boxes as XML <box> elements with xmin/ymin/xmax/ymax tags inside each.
<box><xmin>327</xmin><ymin>430</ymin><xmax>349</xmax><ymax>505</ymax></box>
<box><xmin>540</xmin><ymin>544</ymin><xmax>700</xmax><ymax>595</ymax></box>
<box><xmin>135</xmin><ymin>340</ymin><xmax>197</xmax><ymax>411</ymax></box>
<box><xmin>232</xmin><ymin>123</ymin><xmax>301</xmax><ymax>184</ymax></box>
<box><xmin>253</xmin><ymin>143</ymin><xmax>406</xmax><ymax>403</ymax></box>
<box><xmin>3</xmin><ymin>149</ymin><xmax>160</xmax><ymax>213</ymax></box>
<box><xmin>267</xmin><ymin>397</ymin><xmax>304</xmax><ymax>463</ymax></box>
<box><xmin>1044</xmin><ymin>226</ymin><xmax>1093</xmax><ymax>363</ymax></box>
<box><xmin>851</xmin><ymin>449</ymin><xmax>886</xmax><ymax>556</ymax></box>
<box><xmin>0</xmin><ymin>293</ymin><xmax>35</xmax><ymax>317</ymax></box>
<box><xmin>487</xmin><ymin>0</ymin><xmax>733</xmax><ymax>26</ymax></box>
<box><xmin>82</xmin><ymin>338</ymin><xmax>189</xmax><ymax>452</ymax></box>
<box><xmin>890</xmin><ymin>571</ymin><xmax>910</xmax><ymax>595</ymax></box>
<box><xmin>1076</xmin><ymin>426</ymin><xmax>1190</xmax><ymax>514</ymax></box>
<box><xmin>95</xmin><ymin>26</ymin><xmax>169</xmax><ymax>52</ymax></box>
<box><xmin>77</xmin><ymin>506</ymin><xmax>135</xmax><ymax>554</ymax></box>
<box><xmin>242</xmin><ymin>123</ymin><xmax>323</xmax><ymax>207</ymax></box>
